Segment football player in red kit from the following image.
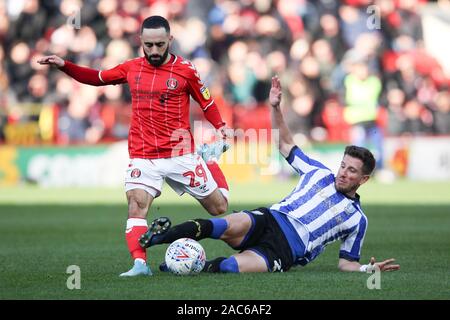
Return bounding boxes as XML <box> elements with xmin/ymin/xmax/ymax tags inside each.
<box><xmin>38</xmin><ymin>16</ymin><xmax>230</xmax><ymax>276</ymax></box>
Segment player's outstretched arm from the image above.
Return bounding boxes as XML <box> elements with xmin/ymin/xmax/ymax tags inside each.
<box><xmin>269</xmin><ymin>75</ymin><xmax>294</xmax><ymax>157</ymax></box>
<box><xmin>37</xmin><ymin>55</ymin><xmax>65</xmax><ymax>67</ymax></box>
<box><xmin>338</xmin><ymin>257</ymin><xmax>400</xmax><ymax>272</ymax></box>
<box><xmin>38</xmin><ymin>55</ymin><xmax>105</xmax><ymax>86</ymax></box>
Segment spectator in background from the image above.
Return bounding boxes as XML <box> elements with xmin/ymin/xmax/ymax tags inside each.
<box><xmin>396</xmin><ymin>0</ymin><xmax>424</xmax><ymax>41</ymax></box>
<box><xmin>342</xmin><ymin>52</ymin><xmax>384</xmax><ymax>170</ymax></box>
<box><xmin>393</xmin><ymin>51</ymin><xmax>421</xmax><ymax>100</ymax></box>
<box><xmin>432</xmin><ymin>90</ymin><xmax>450</xmax><ymax>135</ymax></box>
<box><xmin>385</xmin><ymin>86</ymin><xmax>407</xmax><ymax>136</ymax></box>
<box><xmin>57</xmin><ymin>82</ymin><xmax>102</xmax><ymax>144</ymax></box>
<box><xmin>403</xmin><ymin>99</ymin><xmax>434</xmax><ymax>135</ymax></box>
<box><xmin>6</xmin><ymin>0</ymin><xmax>47</xmax><ymax>46</ymax></box>
<box><xmin>226</xmin><ymin>41</ymin><xmax>257</xmax><ymax>106</ymax></box>
<box><xmin>314</xmin><ymin>13</ymin><xmax>347</xmax><ymax>61</ymax></box>
<box><xmin>26</xmin><ymin>74</ymin><xmax>49</xmax><ymax>103</ymax></box>
<box><xmin>7</xmin><ymin>42</ymin><xmax>33</xmax><ymax>100</ymax></box>
<box><xmin>311</xmin><ymin>39</ymin><xmax>338</xmax><ymax>96</ymax></box>
<box><xmin>284</xmin><ymin>77</ymin><xmax>316</xmax><ymax>144</ymax></box>
<box><xmin>299</xmin><ymin>55</ymin><xmax>324</xmax><ymax>108</ymax></box>
<box><xmin>0</xmin><ymin>47</ymin><xmax>7</xmax><ymax>142</ymax></box>
<box><xmin>0</xmin><ymin>43</ymin><xmax>9</xmax><ymax>101</ymax></box>
<box><xmin>321</xmin><ymin>96</ymin><xmax>350</xmax><ymax>142</ymax></box>
<box><xmin>1</xmin><ymin>0</ymin><xmax>449</xmax><ymax>150</ymax></box>
<box><xmin>98</xmin><ymin>84</ymin><xmax>130</xmax><ymax>140</ymax></box>
<box><xmin>0</xmin><ymin>1</ymin><xmax>9</xmax><ymax>42</ymax></box>
<box><xmin>0</xmin><ymin>0</ymin><xmax>10</xmax><ymax>143</ymax></box>
<box><xmin>339</xmin><ymin>4</ymin><xmax>372</xmax><ymax>49</ymax></box>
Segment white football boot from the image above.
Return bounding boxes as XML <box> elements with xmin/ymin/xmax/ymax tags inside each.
<box><xmin>119</xmin><ymin>258</ymin><xmax>152</xmax><ymax>277</ymax></box>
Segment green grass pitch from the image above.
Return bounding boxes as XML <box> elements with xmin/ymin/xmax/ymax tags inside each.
<box><xmin>0</xmin><ymin>180</ymin><xmax>449</xmax><ymax>300</ymax></box>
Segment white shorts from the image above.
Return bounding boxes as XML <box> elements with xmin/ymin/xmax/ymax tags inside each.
<box><xmin>124</xmin><ymin>154</ymin><xmax>218</xmax><ymax>199</ymax></box>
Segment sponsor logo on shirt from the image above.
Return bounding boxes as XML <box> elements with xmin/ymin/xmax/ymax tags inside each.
<box><xmin>200</xmin><ymin>86</ymin><xmax>210</xmax><ymax>100</ymax></box>
<box><xmin>166</xmin><ymin>78</ymin><xmax>178</xmax><ymax>90</ymax></box>
<box><xmin>130</xmin><ymin>89</ymin><xmax>177</xmax><ymax>101</ymax></box>
<box><xmin>344</xmin><ymin>203</ymin><xmax>356</xmax><ymax>214</ymax></box>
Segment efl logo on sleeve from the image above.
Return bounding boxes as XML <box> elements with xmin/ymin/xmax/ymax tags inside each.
<box><xmin>200</xmin><ymin>86</ymin><xmax>210</xmax><ymax>100</ymax></box>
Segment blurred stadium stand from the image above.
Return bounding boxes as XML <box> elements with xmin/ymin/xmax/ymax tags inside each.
<box><xmin>0</xmin><ymin>0</ymin><xmax>449</xmax><ymax>185</ymax></box>
<box><xmin>0</xmin><ymin>0</ymin><xmax>450</xmax><ymax>185</ymax></box>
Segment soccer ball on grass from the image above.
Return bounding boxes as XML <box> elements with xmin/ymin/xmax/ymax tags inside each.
<box><xmin>164</xmin><ymin>238</ymin><xmax>206</xmax><ymax>275</ymax></box>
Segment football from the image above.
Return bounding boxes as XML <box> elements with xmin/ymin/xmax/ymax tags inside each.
<box><xmin>165</xmin><ymin>238</ymin><xmax>206</xmax><ymax>275</ymax></box>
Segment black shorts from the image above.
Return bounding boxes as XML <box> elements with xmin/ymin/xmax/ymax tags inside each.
<box><xmin>235</xmin><ymin>207</ymin><xmax>294</xmax><ymax>272</ymax></box>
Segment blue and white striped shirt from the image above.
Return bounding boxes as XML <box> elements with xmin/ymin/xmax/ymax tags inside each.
<box><xmin>270</xmin><ymin>146</ymin><xmax>368</xmax><ymax>266</ymax></box>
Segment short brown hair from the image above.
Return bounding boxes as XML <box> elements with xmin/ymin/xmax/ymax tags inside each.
<box><xmin>344</xmin><ymin>145</ymin><xmax>376</xmax><ymax>175</ymax></box>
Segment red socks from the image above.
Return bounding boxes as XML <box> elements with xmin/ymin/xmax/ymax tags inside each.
<box><xmin>125</xmin><ymin>218</ymin><xmax>148</xmax><ymax>261</ymax></box>
<box><xmin>206</xmin><ymin>161</ymin><xmax>229</xmax><ymax>200</ymax></box>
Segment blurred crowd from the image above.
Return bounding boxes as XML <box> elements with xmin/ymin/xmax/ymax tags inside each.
<box><xmin>0</xmin><ymin>0</ymin><xmax>449</xmax><ymax>146</ymax></box>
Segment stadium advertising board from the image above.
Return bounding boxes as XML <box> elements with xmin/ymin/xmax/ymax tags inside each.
<box><xmin>384</xmin><ymin>137</ymin><xmax>450</xmax><ymax>181</ymax></box>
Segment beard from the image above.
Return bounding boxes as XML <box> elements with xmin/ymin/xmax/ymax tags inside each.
<box><xmin>335</xmin><ymin>182</ymin><xmax>358</xmax><ymax>196</ymax></box>
<box><xmin>144</xmin><ymin>47</ymin><xmax>169</xmax><ymax>67</ymax></box>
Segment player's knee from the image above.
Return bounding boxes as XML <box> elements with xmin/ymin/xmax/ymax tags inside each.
<box><xmin>126</xmin><ymin>190</ymin><xmax>152</xmax><ymax>217</ymax></box>
<box><xmin>217</xmin><ymin>201</ymin><xmax>228</xmax><ymax>215</ymax></box>
<box><xmin>127</xmin><ymin>198</ymin><xmax>149</xmax><ymax>218</ymax></box>
<box><xmin>203</xmin><ymin>189</ymin><xmax>228</xmax><ymax>216</ymax></box>
<box><xmin>219</xmin><ymin>256</ymin><xmax>239</xmax><ymax>273</ymax></box>
<box><xmin>210</xmin><ymin>198</ymin><xmax>228</xmax><ymax>216</ymax></box>
<box><xmin>207</xmin><ymin>206</ymin><xmax>224</xmax><ymax>216</ymax></box>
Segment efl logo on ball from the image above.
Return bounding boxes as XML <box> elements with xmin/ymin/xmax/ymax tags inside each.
<box><xmin>165</xmin><ymin>238</ymin><xmax>206</xmax><ymax>275</ymax></box>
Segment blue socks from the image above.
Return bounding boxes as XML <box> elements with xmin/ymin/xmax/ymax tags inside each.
<box><xmin>219</xmin><ymin>256</ymin><xmax>239</xmax><ymax>273</ymax></box>
<box><xmin>210</xmin><ymin>218</ymin><xmax>228</xmax><ymax>239</ymax></box>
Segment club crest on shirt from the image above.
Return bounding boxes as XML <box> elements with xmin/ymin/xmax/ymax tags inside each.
<box><xmin>344</xmin><ymin>203</ymin><xmax>356</xmax><ymax>214</ymax></box>
<box><xmin>131</xmin><ymin>168</ymin><xmax>141</xmax><ymax>178</ymax></box>
<box><xmin>166</xmin><ymin>78</ymin><xmax>178</xmax><ymax>90</ymax></box>
<box><xmin>200</xmin><ymin>86</ymin><xmax>210</xmax><ymax>100</ymax></box>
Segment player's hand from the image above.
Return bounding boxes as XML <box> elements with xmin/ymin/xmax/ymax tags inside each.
<box><xmin>37</xmin><ymin>55</ymin><xmax>65</xmax><ymax>67</ymax></box>
<box><xmin>269</xmin><ymin>75</ymin><xmax>282</xmax><ymax>108</ymax></box>
<box><xmin>368</xmin><ymin>257</ymin><xmax>400</xmax><ymax>272</ymax></box>
<box><xmin>217</xmin><ymin>125</ymin><xmax>233</xmax><ymax>140</ymax></box>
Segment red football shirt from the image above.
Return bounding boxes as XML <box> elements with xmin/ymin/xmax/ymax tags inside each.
<box><xmin>98</xmin><ymin>55</ymin><xmax>220</xmax><ymax>159</ymax></box>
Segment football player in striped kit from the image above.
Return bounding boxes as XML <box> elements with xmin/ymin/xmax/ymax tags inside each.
<box><xmin>141</xmin><ymin>76</ymin><xmax>400</xmax><ymax>274</ymax></box>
